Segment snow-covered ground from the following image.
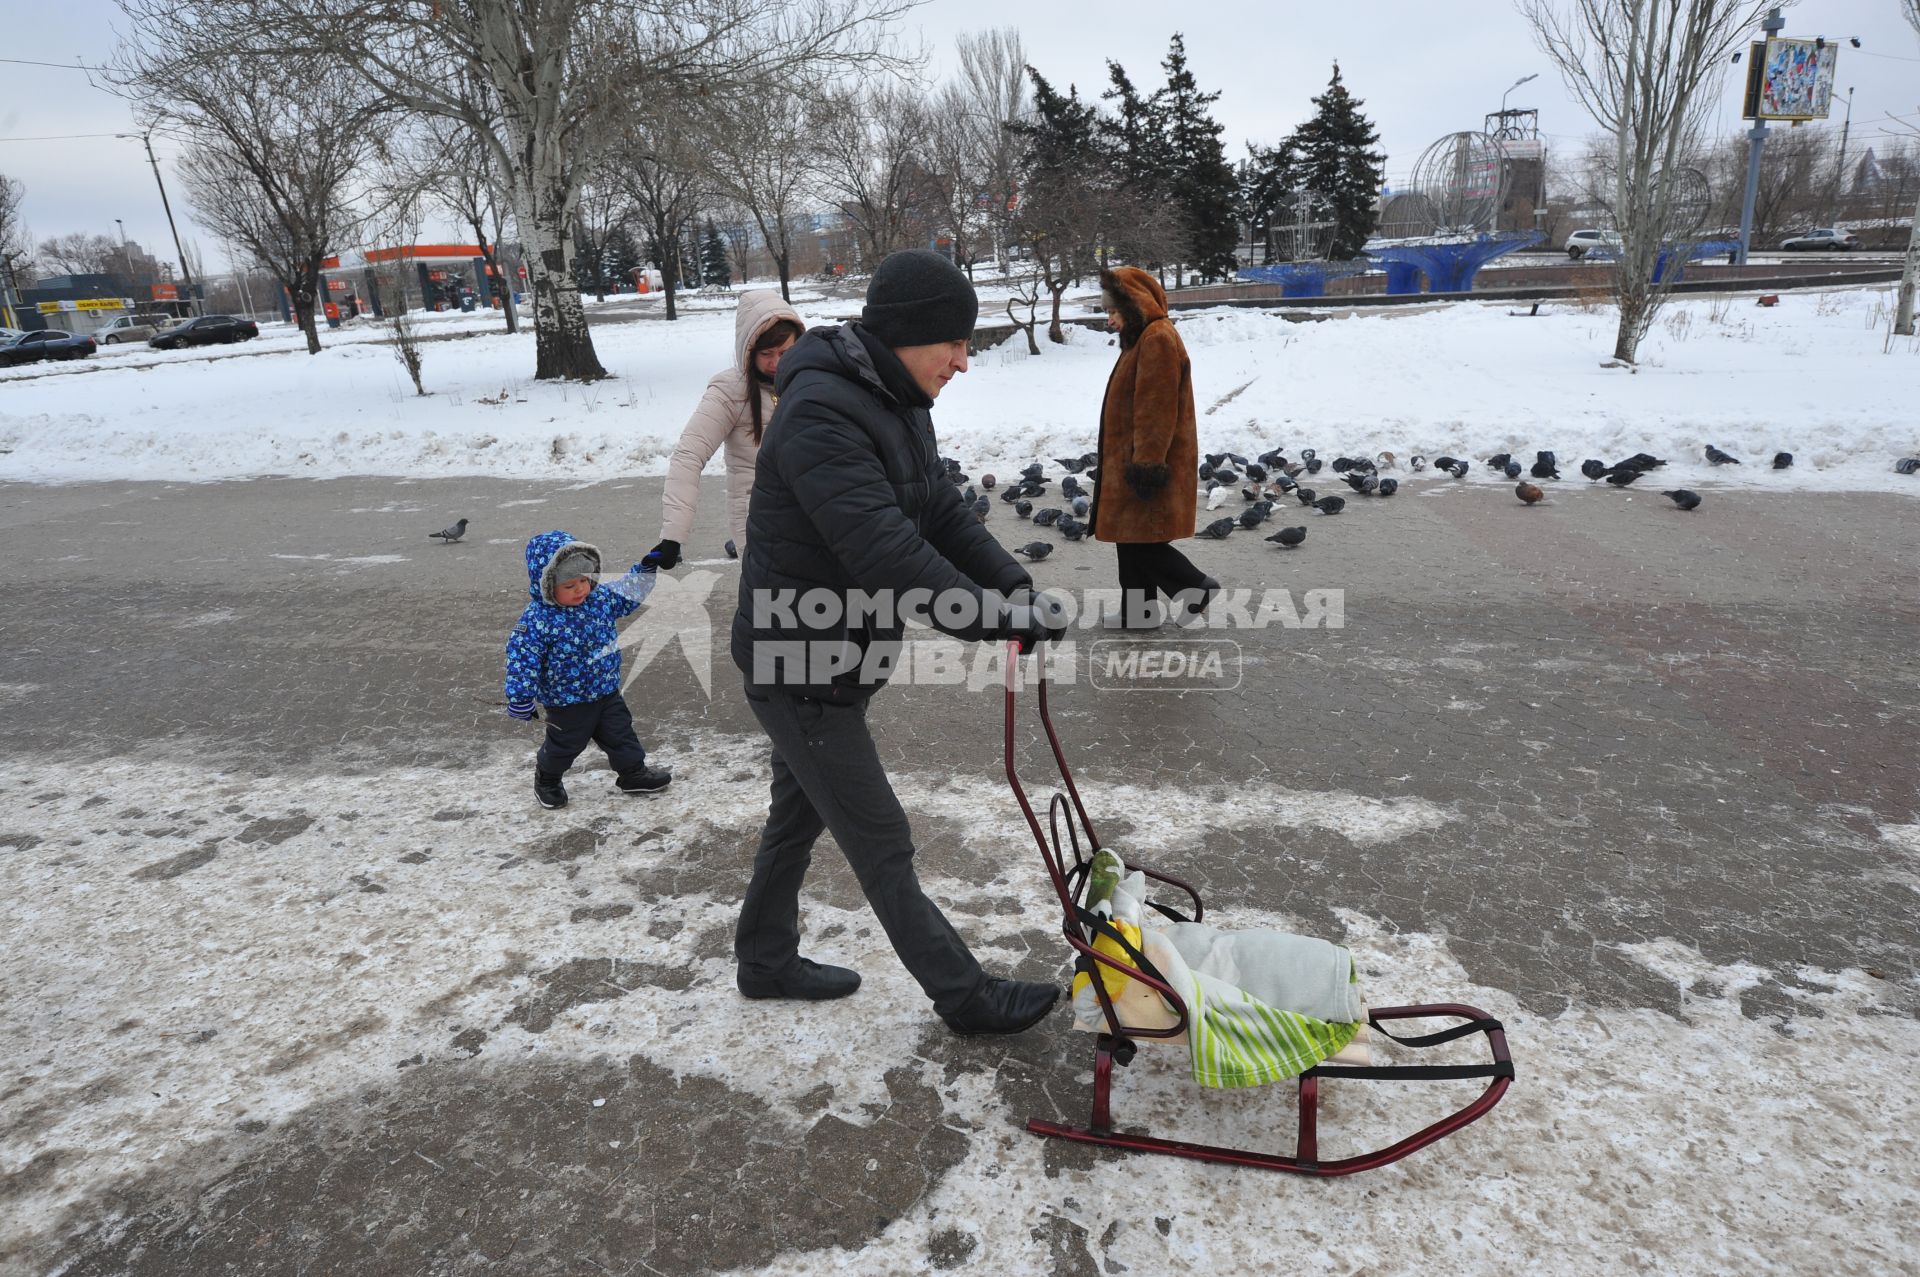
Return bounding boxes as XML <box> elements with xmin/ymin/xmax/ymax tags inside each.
<box><xmin>7</xmin><ymin>282</ymin><xmax>1914</xmax><ymax>491</ymax></box>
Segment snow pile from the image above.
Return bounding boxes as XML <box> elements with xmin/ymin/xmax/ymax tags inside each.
<box><xmin>2</xmin><ymin>284</ymin><xmax>1917</xmax><ymax>490</ymax></box>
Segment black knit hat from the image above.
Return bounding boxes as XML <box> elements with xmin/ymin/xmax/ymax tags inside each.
<box><xmin>861</xmin><ymin>249</ymin><xmax>978</xmax><ymax>348</ymax></box>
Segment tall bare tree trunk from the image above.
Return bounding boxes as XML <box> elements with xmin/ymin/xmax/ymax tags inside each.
<box><xmin>1897</xmin><ymin>190</ymin><xmax>1920</xmax><ymax>338</ymax></box>
<box><xmin>507</xmin><ymin>116</ymin><xmax>605</xmax><ymax>381</ymax></box>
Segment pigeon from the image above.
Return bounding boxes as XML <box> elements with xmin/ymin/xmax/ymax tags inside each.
<box><xmin>1662</xmin><ymin>489</ymin><xmax>1702</xmax><ymax>510</ymax></box>
<box><xmin>1516</xmin><ymin>481</ymin><xmax>1545</xmax><ymax>504</ymax></box>
<box><xmin>1331</xmin><ymin>456</ymin><xmax>1356</xmax><ymax>474</ymax></box>
<box><xmin>1344</xmin><ymin>471</ymin><xmax>1379</xmax><ymax>494</ymax></box>
<box><xmin>1238</xmin><ymin>503</ymin><xmax>1274</xmax><ymax>529</ymax></box>
<box><xmin>1375</xmin><ymin>451</ymin><xmax>1397</xmax><ymax>469</ymax></box>
<box><xmin>1581</xmin><ymin>459</ymin><xmax>1608</xmax><ymax>480</ymax></box>
<box><xmin>1266</xmin><ymin>525</ymin><xmax>1307</xmax><ymax>548</ymax></box>
<box><xmin>1198</xmin><ymin>460</ymin><xmax>1215</xmax><ymax>480</ymax></box>
<box><xmin>1258</xmin><ymin>448</ymin><xmax>1288</xmax><ymax>467</ymax></box>
<box><xmin>1207</xmin><ymin>486</ymin><xmax>1232</xmax><ymax>510</ymax></box>
<box><xmin>1771</xmin><ymin>452</ymin><xmax>1793</xmax><ymax>469</ymax></box>
<box><xmin>1015</xmin><ymin>500</ymin><xmax>1034</xmax><ymax>519</ymax></box>
<box><xmin>1205</xmin><ymin>452</ymin><xmax>1228</xmax><ymax>469</ymax></box>
<box><xmin>1896</xmin><ymin>457</ymin><xmax>1920</xmax><ymax>475</ymax></box>
<box><xmin>1295</xmin><ymin>487</ymin><xmax>1318</xmax><ymax>506</ymax></box>
<box><xmin>1409</xmin><ymin>455</ymin><xmax>1428</xmax><ymax>472</ymax></box>
<box><xmin>1313</xmin><ymin>495</ymin><xmax>1346</xmax><ymax>515</ymax></box>
<box><xmin>1033</xmin><ymin>507</ymin><xmax>1063</xmax><ymax>527</ymax></box>
<box><xmin>1620</xmin><ymin>452</ymin><xmax>1668</xmax><ymax>470</ymax></box>
<box><xmin>1057</xmin><ymin>516</ymin><xmax>1087</xmax><ymax>541</ymax></box>
<box><xmin>1432</xmin><ymin>455</ymin><xmax>1460</xmax><ymax>471</ymax></box>
<box><xmin>1054</xmin><ymin>455</ymin><xmax>1089</xmax><ymax>474</ymax></box>
<box><xmin>1013</xmin><ymin>541</ymin><xmax>1053</xmax><ymax>560</ymax></box>
<box><xmin>1020</xmin><ymin>462</ymin><xmax>1045</xmax><ymax>480</ymax></box>
<box><xmin>725</xmin><ymin>539</ymin><xmax>739</xmax><ymax>559</ymax></box>
<box><xmin>962</xmin><ymin>486</ymin><xmax>977</xmax><ymax>506</ymax></box>
<box><xmin>1226</xmin><ymin>452</ymin><xmax>1251</xmax><ymax>467</ymax></box>
<box><xmin>1271</xmin><ymin>474</ymin><xmax>1298</xmax><ymax>493</ymax></box>
<box><xmin>1244</xmin><ymin>462</ymin><xmax>1269</xmax><ymax>482</ymax></box>
<box><xmin>1376</xmin><ymin>477</ymin><xmax>1399</xmax><ymax>497</ymax></box>
<box><xmin>981</xmin><ymin>473</ymin><xmax>996</xmax><ymax>489</ymax></box>
<box><xmin>1300</xmin><ymin>448</ymin><xmax>1317</xmax><ymax>462</ymax></box>
<box><xmin>1444</xmin><ymin>460</ymin><xmax>1470</xmax><ymax>479</ymax></box>
<box><xmin>1071</xmin><ymin>495</ymin><xmax>1090</xmax><ymax>517</ymax></box>
<box><xmin>972</xmin><ymin>497</ymin><xmax>992</xmax><ymax>522</ymax></box>
<box><xmin>429</xmin><ymin>518</ymin><xmax>469</xmax><ymax>544</ymax></box>
<box><xmin>1502</xmin><ymin>460</ymin><xmax>1522</xmax><ymax>479</ymax></box>
<box><xmin>1214</xmin><ymin>468</ymin><xmax>1240</xmax><ymax>486</ymax></box>
<box><xmin>1303</xmin><ymin>458</ymin><xmax>1323</xmax><ymax>475</ymax></box>
<box><xmin>1705</xmin><ymin>445</ymin><xmax>1741</xmax><ymax>465</ymax></box>
<box><xmin>1197</xmin><ymin>517</ymin><xmax>1237</xmax><ymax>539</ymax></box>
<box><xmin>1061</xmin><ymin>475</ymin><xmax>1085</xmax><ymax>499</ymax></box>
<box><xmin>1605</xmin><ymin>467</ymin><xmax>1646</xmax><ymax>487</ymax></box>
<box><xmin>1242</xmin><ymin>486</ymin><xmax>1262</xmax><ymax>502</ymax></box>
<box><xmin>1487</xmin><ymin>453</ymin><xmax>1513</xmax><ymax>471</ymax></box>
<box><xmin>1530</xmin><ymin>451</ymin><xmax>1560</xmax><ymax>479</ymax></box>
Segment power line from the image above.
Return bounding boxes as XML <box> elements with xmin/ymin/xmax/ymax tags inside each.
<box><xmin>0</xmin><ymin>132</ymin><xmax>129</xmax><ymax>143</ymax></box>
<box><xmin>0</xmin><ymin>57</ymin><xmax>113</xmax><ymax>72</ymax></box>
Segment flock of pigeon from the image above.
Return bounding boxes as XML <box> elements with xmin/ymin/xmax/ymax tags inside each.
<box><xmin>423</xmin><ymin>443</ymin><xmax>1920</xmax><ymax>556</ymax></box>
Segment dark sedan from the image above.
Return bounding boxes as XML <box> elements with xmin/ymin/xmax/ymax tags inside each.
<box><xmin>148</xmin><ymin>314</ymin><xmax>260</xmax><ymax>350</ymax></box>
<box><xmin>0</xmin><ymin>329</ymin><xmax>98</xmax><ymax>367</ymax></box>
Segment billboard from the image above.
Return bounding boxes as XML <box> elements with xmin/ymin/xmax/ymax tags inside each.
<box><xmin>1743</xmin><ymin>37</ymin><xmax>1838</xmax><ymax>121</ymax></box>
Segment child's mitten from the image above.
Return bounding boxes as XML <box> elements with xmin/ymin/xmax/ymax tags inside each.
<box><xmin>507</xmin><ymin>699</ymin><xmax>539</xmax><ymax>722</ymax></box>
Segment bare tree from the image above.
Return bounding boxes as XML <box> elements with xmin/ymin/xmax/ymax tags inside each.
<box><xmin>952</xmin><ymin>29</ymin><xmax>1031</xmax><ymax>269</ymax></box>
<box><xmin>819</xmin><ymin>82</ymin><xmax>941</xmax><ymax>266</ymax></box>
<box><xmin>390</xmin><ymin>98</ymin><xmax>522</xmax><ymax>333</ymax></box>
<box><xmin>1524</xmin><ymin>0</ymin><xmax>1771</xmax><ymax>363</ymax></box>
<box><xmin>609</xmin><ymin>114</ymin><xmax>708</xmax><ymax>321</ymax></box>
<box><xmin>1895</xmin><ymin>0</ymin><xmax>1920</xmax><ymax>336</ymax></box>
<box><xmin>149</xmin><ymin>54</ymin><xmax>385</xmax><ymax>354</ymax></box>
<box><xmin>36</xmin><ymin>232</ymin><xmax>126</xmax><ymax>278</ymax></box>
<box><xmin>694</xmin><ymin>88</ymin><xmax>825</xmax><ymax>301</ymax></box>
<box><xmin>116</xmin><ymin>0</ymin><xmax>909</xmax><ymax>380</ymax></box>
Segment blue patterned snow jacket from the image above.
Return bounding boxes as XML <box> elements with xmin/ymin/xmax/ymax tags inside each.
<box><xmin>504</xmin><ymin>529</ymin><xmax>656</xmax><ymax>708</ymax></box>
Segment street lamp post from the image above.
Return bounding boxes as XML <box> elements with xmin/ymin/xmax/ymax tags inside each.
<box><xmin>1735</xmin><ymin>7</ymin><xmax>1787</xmax><ymax>267</ymax></box>
<box><xmin>114</xmin><ymin>218</ymin><xmax>134</xmax><ymax>291</ymax></box>
<box><xmin>1500</xmin><ymin>73</ymin><xmax>1539</xmax><ymax>125</ymax></box>
<box><xmin>117</xmin><ymin>130</ymin><xmax>197</xmax><ymax>314</ymax></box>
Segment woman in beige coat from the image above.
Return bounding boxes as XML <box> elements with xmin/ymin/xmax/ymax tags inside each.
<box><xmin>645</xmin><ymin>290</ymin><xmax>804</xmax><ymax>568</ymax></box>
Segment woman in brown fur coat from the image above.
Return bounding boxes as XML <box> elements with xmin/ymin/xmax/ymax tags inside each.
<box><xmin>1090</xmin><ymin>267</ymin><xmax>1215</xmax><ymax>627</ymax></box>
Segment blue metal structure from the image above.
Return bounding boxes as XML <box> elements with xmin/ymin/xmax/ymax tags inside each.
<box><xmin>1584</xmin><ymin>239</ymin><xmax>1743</xmax><ymax>282</ymax></box>
<box><xmin>1233</xmin><ymin>260</ymin><xmax>1370</xmax><ymax>298</ymax></box>
<box><xmin>1363</xmin><ymin>232</ymin><xmax>1545</xmax><ymax>294</ymax></box>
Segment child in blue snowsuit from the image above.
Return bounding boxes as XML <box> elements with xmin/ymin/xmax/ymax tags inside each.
<box><xmin>506</xmin><ymin>529</ymin><xmax>671</xmax><ymax>808</ymax></box>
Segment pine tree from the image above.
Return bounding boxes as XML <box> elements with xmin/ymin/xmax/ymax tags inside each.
<box><xmin>603</xmin><ymin>226</ymin><xmax>641</xmax><ymax>288</ymax></box>
<box><xmin>1289</xmin><ymin>63</ymin><xmax>1386</xmax><ymax>260</ymax></box>
<box><xmin>701</xmin><ymin>220</ymin><xmax>732</xmax><ymax>288</ymax></box>
<box><xmin>1099</xmin><ymin>61</ymin><xmax>1169</xmax><ymax>197</ymax></box>
<box><xmin>1153</xmin><ymin>34</ymin><xmax>1239</xmax><ymax>281</ymax></box>
<box><xmin>1240</xmin><ymin>139</ymin><xmax>1299</xmax><ymax>262</ymax></box>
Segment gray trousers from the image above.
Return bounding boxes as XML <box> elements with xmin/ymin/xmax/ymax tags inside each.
<box><xmin>738</xmin><ymin>686</ymin><xmax>986</xmax><ymax>1015</ymax></box>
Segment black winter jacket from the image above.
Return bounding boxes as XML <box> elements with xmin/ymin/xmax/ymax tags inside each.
<box><xmin>731</xmin><ymin>323</ymin><xmax>1031</xmax><ymax>701</ymax></box>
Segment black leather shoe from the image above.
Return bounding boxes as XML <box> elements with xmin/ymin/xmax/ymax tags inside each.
<box><xmin>615</xmin><ymin>765</ymin><xmax>672</xmax><ymax>794</ymax></box>
<box><xmin>737</xmin><ymin>957</ymin><xmax>861</xmax><ymax>1001</ymax></box>
<box><xmin>534</xmin><ymin>771</ymin><xmax>567</xmax><ymax>809</ymax></box>
<box><xmin>939</xmin><ymin>978</ymin><xmax>1061</xmax><ymax>1036</ymax></box>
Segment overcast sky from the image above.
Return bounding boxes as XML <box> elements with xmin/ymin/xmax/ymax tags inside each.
<box><xmin>5</xmin><ymin>0</ymin><xmax>1917</xmax><ymax>276</ymax></box>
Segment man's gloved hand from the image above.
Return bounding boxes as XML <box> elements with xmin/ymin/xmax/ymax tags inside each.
<box><xmin>1001</xmin><ymin>587</ymin><xmax>1070</xmax><ymax>654</ymax></box>
<box><xmin>642</xmin><ymin>539</ymin><xmax>681</xmax><ymax>570</ymax></box>
<box><xmin>507</xmin><ymin>699</ymin><xmax>539</xmax><ymax>722</ymax></box>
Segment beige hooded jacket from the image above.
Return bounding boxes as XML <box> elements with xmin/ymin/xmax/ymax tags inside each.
<box><xmin>658</xmin><ymin>289</ymin><xmax>804</xmax><ymax>551</ymax></box>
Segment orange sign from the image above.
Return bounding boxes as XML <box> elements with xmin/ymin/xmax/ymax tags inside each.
<box><xmin>151</xmin><ymin>283</ymin><xmax>179</xmax><ymax>301</ymax></box>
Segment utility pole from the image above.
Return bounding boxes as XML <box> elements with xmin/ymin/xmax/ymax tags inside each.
<box><xmin>1832</xmin><ymin>86</ymin><xmax>1854</xmax><ymax>222</ymax></box>
<box><xmin>1735</xmin><ymin>7</ymin><xmax>1786</xmax><ymax>266</ymax></box>
<box><xmin>119</xmin><ymin>130</ymin><xmax>197</xmax><ymax>314</ymax></box>
<box><xmin>114</xmin><ymin>218</ymin><xmax>134</xmax><ymax>295</ymax></box>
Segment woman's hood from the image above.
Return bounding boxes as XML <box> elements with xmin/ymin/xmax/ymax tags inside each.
<box><xmin>733</xmin><ymin>289</ymin><xmax>805</xmax><ymax>373</ymax></box>
<box><xmin>1099</xmin><ymin>267</ymin><xmax>1169</xmax><ymax>344</ymax></box>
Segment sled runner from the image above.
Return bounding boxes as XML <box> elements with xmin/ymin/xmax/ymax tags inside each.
<box><xmin>1002</xmin><ymin>643</ymin><xmax>1512</xmax><ymax>1176</ymax></box>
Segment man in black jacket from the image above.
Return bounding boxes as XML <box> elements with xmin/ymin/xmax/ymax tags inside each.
<box><xmin>730</xmin><ymin>249</ymin><xmax>1064</xmax><ymax>1035</ymax></box>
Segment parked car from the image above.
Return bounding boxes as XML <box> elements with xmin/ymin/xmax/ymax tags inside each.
<box><xmin>1779</xmin><ymin>227</ymin><xmax>1857</xmax><ymax>251</ymax></box>
<box><xmin>93</xmin><ymin>313</ymin><xmax>172</xmax><ymax>344</ymax></box>
<box><xmin>1564</xmin><ymin>229</ymin><xmax>1623</xmax><ymax>260</ymax></box>
<box><xmin>148</xmin><ymin>314</ymin><xmax>260</xmax><ymax>350</ymax></box>
<box><xmin>0</xmin><ymin>326</ymin><xmax>26</xmax><ymax>345</ymax></box>
<box><xmin>0</xmin><ymin>329</ymin><xmax>98</xmax><ymax>367</ymax></box>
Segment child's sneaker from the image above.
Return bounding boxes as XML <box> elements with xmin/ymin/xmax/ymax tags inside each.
<box><xmin>534</xmin><ymin>771</ymin><xmax>568</xmax><ymax>809</ymax></box>
<box><xmin>616</xmin><ymin>765</ymin><xmax>673</xmax><ymax>794</ymax></box>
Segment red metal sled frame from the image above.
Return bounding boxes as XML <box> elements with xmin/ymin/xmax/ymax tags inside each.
<box><xmin>1003</xmin><ymin>642</ymin><xmax>1512</xmax><ymax>1175</ymax></box>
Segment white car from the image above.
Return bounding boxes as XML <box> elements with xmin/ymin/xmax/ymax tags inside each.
<box><xmin>93</xmin><ymin>313</ymin><xmax>170</xmax><ymax>344</ymax></box>
<box><xmin>1565</xmin><ymin>229</ymin><xmax>1622</xmax><ymax>260</ymax></box>
<box><xmin>1779</xmin><ymin>227</ymin><xmax>1857</xmax><ymax>252</ymax></box>
<box><xmin>0</xmin><ymin>326</ymin><xmax>25</xmax><ymax>344</ymax></box>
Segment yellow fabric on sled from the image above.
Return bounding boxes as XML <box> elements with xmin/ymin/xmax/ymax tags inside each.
<box><xmin>1070</xmin><ymin>918</ymin><xmax>1143</xmax><ymax>1004</ymax></box>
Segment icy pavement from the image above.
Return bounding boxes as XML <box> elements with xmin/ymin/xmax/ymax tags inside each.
<box><xmin>1</xmin><ymin>474</ymin><xmax>1917</xmax><ymax>1274</ymax></box>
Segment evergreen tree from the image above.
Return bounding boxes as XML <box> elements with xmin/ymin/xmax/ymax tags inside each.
<box><xmin>1099</xmin><ymin>61</ymin><xmax>1170</xmax><ymax>197</ymax></box>
<box><xmin>1154</xmin><ymin>34</ymin><xmax>1238</xmax><ymax>281</ymax></box>
<box><xmin>1289</xmin><ymin>63</ymin><xmax>1386</xmax><ymax>260</ymax></box>
<box><xmin>701</xmin><ymin>220</ymin><xmax>732</xmax><ymax>287</ymax></box>
<box><xmin>1240</xmin><ymin>138</ymin><xmax>1299</xmax><ymax>261</ymax></box>
<box><xmin>603</xmin><ymin>226</ymin><xmax>641</xmax><ymax>288</ymax></box>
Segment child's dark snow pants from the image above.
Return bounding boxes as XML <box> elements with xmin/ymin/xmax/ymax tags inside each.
<box><xmin>537</xmin><ymin>692</ymin><xmax>648</xmax><ymax>780</ymax></box>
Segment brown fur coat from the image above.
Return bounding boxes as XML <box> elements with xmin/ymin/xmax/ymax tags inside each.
<box><xmin>1090</xmin><ymin>267</ymin><xmax>1197</xmax><ymax>544</ymax></box>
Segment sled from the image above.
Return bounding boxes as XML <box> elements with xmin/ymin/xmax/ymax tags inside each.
<box><xmin>1002</xmin><ymin>643</ymin><xmax>1513</xmax><ymax>1176</ymax></box>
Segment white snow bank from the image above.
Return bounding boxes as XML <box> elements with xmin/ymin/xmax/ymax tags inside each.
<box><xmin>2</xmin><ymin>284</ymin><xmax>1917</xmax><ymax>491</ymax></box>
